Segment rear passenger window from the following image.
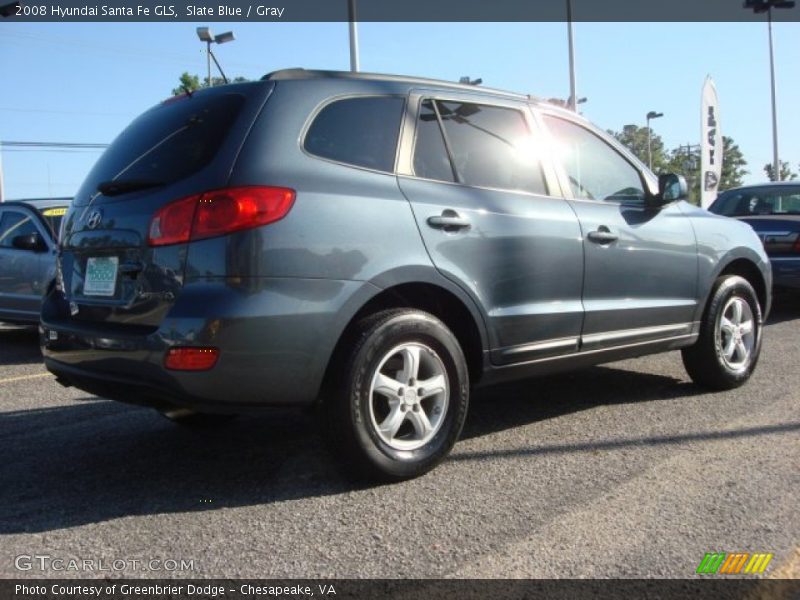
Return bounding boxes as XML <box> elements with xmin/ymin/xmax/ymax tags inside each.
<box><xmin>304</xmin><ymin>96</ymin><xmax>404</xmax><ymax>172</ymax></box>
<box><xmin>412</xmin><ymin>99</ymin><xmax>548</xmax><ymax>195</ymax></box>
<box><xmin>413</xmin><ymin>100</ymin><xmax>457</xmax><ymax>182</ymax></box>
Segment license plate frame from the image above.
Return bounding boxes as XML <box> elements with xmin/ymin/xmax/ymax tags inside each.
<box><xmin>83</xmin><ymin>256</ymin><xmax>119</xmax><ymax>297</ymax></box>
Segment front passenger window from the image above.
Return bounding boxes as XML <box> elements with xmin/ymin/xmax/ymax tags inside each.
<box><xmin>543</xmin><ymin>115</ymin><xmax>645</xmax><ymax>203</ymax></box>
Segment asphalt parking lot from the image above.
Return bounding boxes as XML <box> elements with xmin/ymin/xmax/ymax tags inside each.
<box><xmin>1</xmin><ymin>296</ymin><xmax>798</xmax><ymax>579</ymax></box>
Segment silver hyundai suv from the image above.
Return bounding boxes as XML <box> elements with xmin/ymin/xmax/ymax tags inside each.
<box><xmin>41</xmin><ymin>69</ymin><xmax>771</xmax><ymax>480</ymax></box>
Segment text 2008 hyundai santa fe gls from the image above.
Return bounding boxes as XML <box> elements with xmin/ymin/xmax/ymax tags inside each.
<box><xmin>41</xmin><ymin>69</ymin><xmax>771</xmax><ymax>480</ymax></box>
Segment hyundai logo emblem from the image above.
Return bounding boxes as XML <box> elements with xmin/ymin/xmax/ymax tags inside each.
<box><xmin>86</xmin><ymin>210</ymin><xmax>102</xmax><ymax>230</ymax></box>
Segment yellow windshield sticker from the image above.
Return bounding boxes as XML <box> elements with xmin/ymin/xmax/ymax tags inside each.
<box><xmin>42</xmin><ymin>207</ymin><xmax>68</xmax><ymax>217</ymax></box>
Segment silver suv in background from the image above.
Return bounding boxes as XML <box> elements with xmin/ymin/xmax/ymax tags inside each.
<box><xmin>41</xmin><ymin>70</ymin><xmax>770</xmax><ymax>480</ymax></box>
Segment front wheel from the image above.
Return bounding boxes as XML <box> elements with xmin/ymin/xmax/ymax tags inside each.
<box><xmin>682</xmin><ymin>275</ymin><xmax>763</xmax><ymax>390</ymax></box>
<box><xmin>325</xmin><ymin>309</ymin><xmax>469</xmax><ymax>482</ymax></box>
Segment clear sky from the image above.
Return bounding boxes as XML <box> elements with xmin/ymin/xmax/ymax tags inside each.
<box><xmin>1</xmin><ymin>20</ymin><xmax>798</xmax><ymax>199</ymax></box>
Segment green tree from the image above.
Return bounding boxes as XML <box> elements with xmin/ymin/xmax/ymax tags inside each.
<box><xmin>171</xmin><ymin>72</ymin><xmax>250</xmax><ymax>96</ymax></box>
<box><xmin>763</xmin><ymin>161</ymin><xmax>798</xmax><ymax>182</ymax></box>
<box><xmin>172</xmin><ymin>72</ymin><xmax>202</xmax><ymax>96</ymax></box>
<box><xmin>719</xmin><ymin>136</ymin><xmax>748</xmax><ymax>190</ymax></box>
<box><xmin>665</xmin><ymin>145</ymin><xmax>701</xmax><ymax>205</ymax></box>
<box><xmin>609</xmin><ymin>124</ymin><xmax>669</xmax><ymax>173</ymax></box>
<box><xmin>662</xmin><ymin>135</ymin><xmax>748</xmax><ymax>206</ymax></box>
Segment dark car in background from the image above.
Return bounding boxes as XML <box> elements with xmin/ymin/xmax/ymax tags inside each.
<box><xmin>709</xmin><ymin>182</ymin><xmax>800</xmax><ymax>291</ymax></box>
<box><xmin>0</xmin><ymin>198</ymin><xmax>69</xmax><ymax>324</ymax></box>
<box><xmin>40</xmin><ymin>70</ymin><xmax>771</xmax><ymax>480</ymax></box>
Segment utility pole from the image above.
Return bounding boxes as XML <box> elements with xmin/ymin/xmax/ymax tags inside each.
<box><xmin>743</xmin><ymin>0</ymin><xmax>795</xmax><ymax>181</ymax></box>
<box><xmin>0</xmin><ymin>145</ymin><xmax>4</xmax><ymax>202</ymax></box>
<box><xmin>566</xmin><ymin>0</ymin><xmax>577</xmax><ymax>111</ymax></box>
<box><xmin>348</xmin><ymin>0</ymin><xmax>360</xmax><ymax>72</ymax></box>
<box><xmin>646</xmin><ymin>110</ymin><xmax>664</xmax><ymax>171</ymax></box>
<box><xmin>206</xmin><ymin>39</ymin><xmax>212</xmax><ymax>87</ymax></box>
<box><xmin>767</xmin><ymin>6</ymin><xmax>780</xmax><ymax>179</ymax></box>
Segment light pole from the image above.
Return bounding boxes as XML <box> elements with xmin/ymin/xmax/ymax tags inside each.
<box><xmin>348</xmin><ymin>0</ymin><xmax>360</xmax><ymax>72</ymax></box>
<box><xmin>196</xmin><ymin>27</ymin><xmax>235</xmax><ymax>87</ymax></box>
<box><xmin>566</xmin><ymin>0</ymin><xmax>577</xmax><ymax>111</ymax></box>
<box><xmin>0</xmin><ymin>146</ymin><xmax>4</xmax><ymax>202</ymax></box>
<box><xmin>646</xmin><ymin>110</ymin><xmax>664</xmax><ymax>171</ymax></box>
<box><xmin>744</xmin><ymin>0</ymin><xmax>795</xmax><ymax>181</ymax></box>
<box><xmin>569</xmin><ymin>96</ymin><xmax>587</xmax><ymax>109</ymax></box>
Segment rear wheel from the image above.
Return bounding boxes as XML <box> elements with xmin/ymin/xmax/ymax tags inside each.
<box><xmin>682</xmin><ymin>275</ymin><xmax>762</xmax><ymax>390</ymax></box>
<box><xmin>325</xmin><ymin>309</ymin><xmax>469</xmax><ymax>482</ymax></box>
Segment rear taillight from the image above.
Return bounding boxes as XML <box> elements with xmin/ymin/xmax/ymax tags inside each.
<box><xmin>793</xmin><ymin>236</ymin><xmax>800</xmax><ymax>253</ymax></box>
<box><xmin>148</xmin><ymin>186</ymin><xmax>295</xmax><ymax>247</ymax></box>
<box><xmin>164</xmin><ymin>347</ymin><xmax>219</xmax><ymax>371</ymax></box>
<box><xmin>148</xmin><ymin>194</ymin><xmax>198</xmax><ymax>246</ymax></box>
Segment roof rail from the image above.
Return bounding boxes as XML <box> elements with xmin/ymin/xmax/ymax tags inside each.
<box><xmin>261</xmin><ymin>68</ymin><xmax>528</xmax><ymax>100</ymax></box>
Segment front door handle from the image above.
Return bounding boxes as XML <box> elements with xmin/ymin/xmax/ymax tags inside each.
<box><xmin>427</xmin><ymin>210</ymin><xmax>471</xmax><ymax>231</ymax></box>
<box><xmin>587</xmin><ymin>227</ymin><xmax>618</xmax><ymax>244</ymax></box>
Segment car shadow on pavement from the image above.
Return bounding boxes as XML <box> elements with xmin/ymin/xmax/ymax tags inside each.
<box><xmin>0</xmin><ymin>326</ymin><xmax>42</xmax><ymax>365</ymax></box>
<box><xmin>461</xmin><ymin>366</ymin><xmax>698</xmax><ymax>442</ymax></box>
<box><xmin>766</xmin><ymin>291</ymin><xmax>800</xmax><ymax>326</ymax></box>
<box><xmin>2</xmin><ymin>361</ymin><xmax>725</xmax><ymax>535</ymax></box>
<box><xmin>1</xmin><ymin>399</ymin><xmax>351</xmax><ymax>534</ymax></box>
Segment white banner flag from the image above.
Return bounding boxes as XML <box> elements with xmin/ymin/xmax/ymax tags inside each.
<box><xmin>701</xmin><ymin>77</ymin><xmax>723</xmax><ymax>209</ymax></box>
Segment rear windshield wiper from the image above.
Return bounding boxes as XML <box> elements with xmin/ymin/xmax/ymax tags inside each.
<box><xmin>97</xmin><ymin>179</ymin><xmax>165</xmax><ymax>197</ymax></box>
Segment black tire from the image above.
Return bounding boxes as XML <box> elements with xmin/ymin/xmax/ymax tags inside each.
<box><xmin>682</xmin><ymin>275</ymin><xmax>763</xmax><ymax>390</ymax></box>
<box><xmin>324</xmin><ymin>309</ymin><xmax>469</xmax><ymax>482</ymax></box>
<box><xmin>158</xmin><ymin>407</ymin><xmax>236</xmax><ymax>428</ymax></box>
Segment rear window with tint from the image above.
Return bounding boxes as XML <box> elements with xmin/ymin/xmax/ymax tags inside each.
<box><xmin>80</xmin><ymin>93</ymin><xmax>245</xmax><ymax>195</ymax></box>
<box><xmin>304</xmin><ymin>96</ymin><xmax>404</xmax><ymax>172</ymax></box>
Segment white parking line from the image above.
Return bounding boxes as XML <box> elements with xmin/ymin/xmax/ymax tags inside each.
<box><xmin>0</xmin><ymin>373</ymin><xmax>51</xmax><ymax>385</ymax></box>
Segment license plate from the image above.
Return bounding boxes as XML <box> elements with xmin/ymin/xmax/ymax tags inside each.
<box><xmin>83</xmin><ymin>256</ymin><xmax>119</xmax><ymax>297</ymax></box>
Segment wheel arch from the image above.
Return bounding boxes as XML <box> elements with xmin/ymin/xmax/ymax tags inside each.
<box><xmin>317</xmin><ymin>276</ymin><xmax>488</xmax><ymax>403</ymax></box>
<box><xmin>717</xmin><ymin>257</ymin><xmax>770</xmax><ymax>318</ymax></box>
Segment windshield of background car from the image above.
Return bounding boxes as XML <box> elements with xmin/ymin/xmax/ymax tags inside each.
<box><xmin>711</xmin><ymin>187</ymin><xmax>800</xmax><ymax>216</ymax></box>
<box><xmin>79</xmin><ymin>92</ymin><xmax>245</xmax><ymax>196</ymax></box>
<box><xmin>40</xmin><ymin>206</ymin><xmax>68</xmax><ymax>239</ymax></box>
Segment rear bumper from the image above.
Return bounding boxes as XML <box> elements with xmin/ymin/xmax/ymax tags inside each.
<box><xmin>771</xmin><ymin>257</ymin><xmax>800</xmax><ymax>290</ymax></box>
<box><xmin>41</xmin><ymin>277</ymin><xmax>376</xmax><ymax>411</ymax></box>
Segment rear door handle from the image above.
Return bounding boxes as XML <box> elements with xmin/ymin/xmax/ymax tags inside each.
<box><xmin>427</xmin><ymin>210</ymin><xmax>471</xmax><ymax>231</ymax></box>
<box><xmin>587</xmin><ymin>227</ymin><xmax>618</xmax><ymax>244</ymax></box>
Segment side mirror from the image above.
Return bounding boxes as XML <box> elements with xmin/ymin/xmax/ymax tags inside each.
<box><xmin>11</xmin><ymin>232</ymin><xmax>48</xmax><ymax>252</ymax></box>
<box><xmin>650</xmin><ymin>173</ymin><xmax>688</xmax><ymax>207</ymax></box>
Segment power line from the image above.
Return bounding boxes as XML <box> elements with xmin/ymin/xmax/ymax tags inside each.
<box><xmin>1</xmin><ymin>141</ymin><xmax>109</xmax><ymax>149</ymax></box>
<box><xmin>2</xmin><ymin>149</ymin><xmax>106</xmax><ymax>153</ymax></box>
<box><xmin>2</xmin><ymin>29</ymin><xmax>265</xmax><ymax>71</ymax></box>
<box><xmin>0</xmin><ymin>106</ymin><xmax>129</xmax><ymax>117</ymax></box>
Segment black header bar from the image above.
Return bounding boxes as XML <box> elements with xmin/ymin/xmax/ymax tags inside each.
<box><xmin>2</xmin><ymin>0</ymin><xmax>800</xmax><ymax>22</ymax></box>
